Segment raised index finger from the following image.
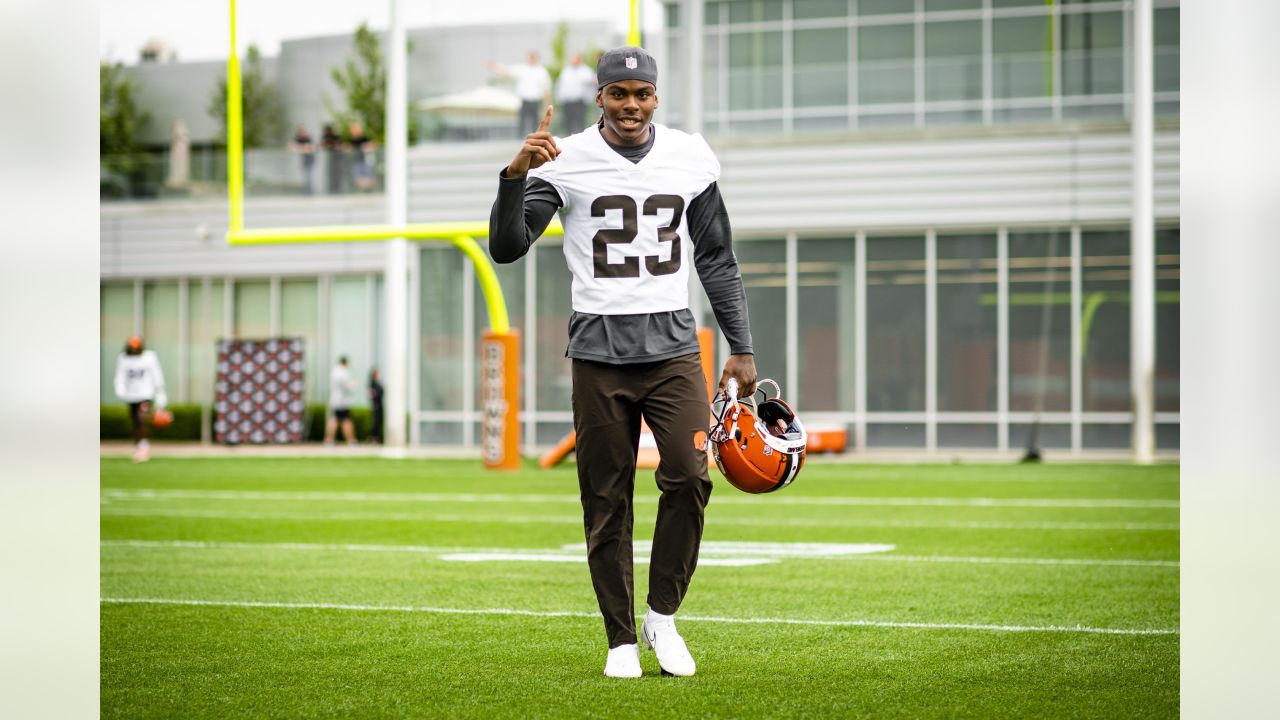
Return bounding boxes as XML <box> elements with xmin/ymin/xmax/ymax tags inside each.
<box><xmin>537</xmin><ymin>105</ymin><xmax>554</xmax><ymax>133</ymax></box>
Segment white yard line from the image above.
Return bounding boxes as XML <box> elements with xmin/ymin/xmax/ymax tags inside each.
<box><xmin>100</xmin><ymin>508</ymin><xmax>1179</xmax><ymax>530</ymax></box>
<box><xmin>99</xmin><ymin>597</ymin><xmax>1178</xmax><ymax>636</ymax></box>
<box><xmin>100</xmin><ymin>539</ymin><xmax>1179</xmax><ymax>567</ymax></box>
<box><xmin>101</xmin><ymin>488</ymin><xmax>1179</xmax><ymax>509</ymax></box>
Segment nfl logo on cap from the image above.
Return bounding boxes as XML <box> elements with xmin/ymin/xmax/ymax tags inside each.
<box><xmin>625</xmin><ymin>56</ymin><xmax>637</xmax><ymax>69</ymax></box>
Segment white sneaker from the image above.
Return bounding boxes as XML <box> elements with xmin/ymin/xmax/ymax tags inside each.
<box><xmin>641</xmin><ymin>610</ymin><xmax>696</xmax><ymax>677</ymax></box>
<box><xmin>604</xmin><ymin>643</ymin><xmax>642</xmax><ymax>678</ymax></box>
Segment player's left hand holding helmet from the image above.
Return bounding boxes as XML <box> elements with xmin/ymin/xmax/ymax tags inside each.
<box><xmin>709</xmin><ymin>378</ymin><xmax>807</xmax><ymax>494</ymax></box>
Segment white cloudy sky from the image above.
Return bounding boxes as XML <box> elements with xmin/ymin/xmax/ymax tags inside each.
<box><xmin>100</xmin><ymin>0</ymin><xmax>665</xmax><ymax>63</ymax></box>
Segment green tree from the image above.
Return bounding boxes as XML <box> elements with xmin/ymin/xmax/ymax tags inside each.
<box><xmin>327</xmin><ymin>22</ymin><xmax>420</xmax><ymax>144</ymax></box>
<box><xmin>100</xmin><ymin>61</ymin><xmax>150</xmax><ymax>179</ymax></box>
<box><xmin>208</xmin><ymin>44</ymin><xmax>285</xmax><ymax>148</ymax></box>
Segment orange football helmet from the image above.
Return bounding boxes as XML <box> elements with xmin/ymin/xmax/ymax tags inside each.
<box><xmin>709</xmin><ymin>378</ymin><xmax>807</xmax><ymax>494</ymax></box>
<box><xmin>151</xmin><ymin>408</ymin><xmax>174</xmax><ymax>429</ymax></box>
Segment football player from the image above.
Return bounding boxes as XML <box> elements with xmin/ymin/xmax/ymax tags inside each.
<box><xmin>113</xmin><ymin>336</ymin><xmax>168</xmax><ymax>463</ymax></box>
<box><xmin>489</xmin><ymin>46</ymin><xmax>756</xmax><ymax>678</ymax></box>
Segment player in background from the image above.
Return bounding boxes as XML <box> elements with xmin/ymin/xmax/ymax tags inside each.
<box><xmin>325</xmin><ymin>355</ymin><xmax>357</xmax><ymax>446</ymax></box>
<box><xmin>488</xmin><ymin>46</ymin><xmax>756</xmax><ymax>679</ymax></box>
<box><xmin>113</xmin><ymin>335</ymin><xmax>168</xmax><ymax>463</ymax></box>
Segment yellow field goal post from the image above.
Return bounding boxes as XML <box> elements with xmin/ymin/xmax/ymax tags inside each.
<box><xmin>224</xmin><ymin>0</ymin><xmax>643</xmax><ymax>465</ymax></box>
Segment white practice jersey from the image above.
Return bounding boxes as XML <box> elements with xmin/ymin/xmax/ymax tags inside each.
<box><xmin>329</xmin><ymin>364</ymin><xmax>355</xmax><ymax>410</ymax></box>
<box><xmin>114</xmin><ymin>350</ymin><xmax>167</xmax><ymax>406</ymax></box>
<box><xmin>529</xmin><ymin>123</ymin><xmax>720</xmax><ymax>315</ymax></box>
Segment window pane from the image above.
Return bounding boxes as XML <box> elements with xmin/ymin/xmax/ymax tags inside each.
<box><xmin>330</xmin><ymin>276</ymin><xmax>373</xmax><ymax>408</ymax></box>
<box><xmin>925</xmin><ymin>20</ymin><xmax>982</xmax><ymax>102</ymax></box>
<box><xmin>1008</xmin><ymin>230</ymin><xmax>1070</xmax><ymax>412</ymax></box>
<box><xmin>860</xmin><ymin>0</ymin><xmax>914</xmax><ymax>15</ymax></box>
<box><xmin>704</xmin><ymin>1</ymin><xmax>722</xmax><ymax>26</ymax></box>
<box><xmin>795</xmin><ymin>0</ymin><xmax>848</xmax><ymax>20</ymax></box>
<box><xmin>797</xmin><ymin>238</ymin><xmax>857</xmax><ymax>412</ymax></box>
<box><xmin>281</xmin><ymin>279</ymin><xmax>321</xmax><ymax>403</ymax></box>
<box><xmin>185</xmin><ymin>281</ymin><xmax>224</xmax><ymax>406</ymax></box>
<box><xmin>858</xmin><ymin>24</ymin><xmax>915</xmax><ymax>105</ymax></box>
<box><xmin>728</xmin><ymin>31</ymin><xmax>784</xmax><ymax>110</ymax></box>
<box><xmin>1156</xmin><ymin>228</ymin><xmax>1179</xmax><ymax>413</ymax></box>
<box><xmin>926</xmin><ymin>0</ymin><xmax>982</xmax><ymax>12</ymax></box>
<box><xmin>1154</xmin><ymin>7</ymin><xmax>1179</xmax><ymax>94</ymax></box>
<box><xmin>143</xmin><ymin>282</ymin><xmax>180</xmax><ymax>403</ymax></box>
<box><xmin>233</xmin><ymin>280</ymin><xmax>270</xmax><ymax>339</ymax></box>
<box><xmin>867</xmin><ymin>236</ymin><xmax>925</xmax><ymax>411</ymax></box>
<box><xmin>101</xmin><ymin>284</ymin><xmax>134</xmax><ymax>405</ymax></box>
<box><xmin>1062</xmin><ymin>11</ymin><xmax>1124</xmax><ymax>97</ymax></box>
<box><xmin>993</xmin><ymin>15</ymin><xmax>1052</xmax><ymax>99</ymax></box>
<box><xmin>795</xmin><ymin>27</ymin><xmax>849</xmax><ymax>107</ymax></box>
<box><xmin>938</xmin><ymin>424</ymin><xmax>997</xmax><ymax>448</ymax></box>
<box><xmin>736</xmin><ymin>240</ymin><xmax>788</xmax><ymax>391</ymax></box>
<box><xmin>937</xmin><ymin>234</ymin><xmax>997</xmax><ymax>412</ymax></box>
<box><xmin>535</xmin><ymin>244</ymin><xmax>573</xmax><ymax>413</ymax></box>
<box><xmin>473</xmin><ymin>255</ymin><xmax>526</xmax><ymax>413</ymax></box>
<box><xmin>665</xmin><ymin>33</ymin><xmax>686</xmax><ymax>128</ymax></box>
<box><xmin>1082</xmin><ymin>230</ymin><xmax>1129</xmax><ymax>412</ymax></box>
<box><xmin>1010</xmin><ymin>422</ymin><xmax>1070</xmax><ymax>449</ymax></box>
<box><xmin>868</xmin><ymin>423</ymin><xmax>925</xmax><ymax>448</ymax></box>
<box><xmin>419</xmin><ymin>250</ymin><xmax>465</xmax><ymax>412</ymax></box>
<box><xmin>729</xmin><ymin>0</ymin><xmax>782</xmax><ymax>23</ymax></box>
<box><xmin>665</xmin><ymin>3</ymin><xmax>681</xmax><ymax>28</ymax></box>
<box><xmin>703</xmin><ymin>33</ymin><xmax>721</xmax><ymax>116</ymax></box>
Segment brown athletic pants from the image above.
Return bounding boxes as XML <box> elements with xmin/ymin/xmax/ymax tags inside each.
<box><xmin>571</xmin><ymin>353</ymin><xmax>714</xmax><ymax>649</ymax></box>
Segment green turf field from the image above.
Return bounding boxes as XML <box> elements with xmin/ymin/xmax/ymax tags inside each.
<box><xmin>101</xmin><ymin>458</ymin><xmax>1178</xmax><ymax>718</ymax></box>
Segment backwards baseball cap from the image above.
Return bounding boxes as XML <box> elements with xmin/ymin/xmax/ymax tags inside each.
<box><xmin>595</xmin><ymin>46</ymin><xmax>658</xmax><ymax>90</ymax></box>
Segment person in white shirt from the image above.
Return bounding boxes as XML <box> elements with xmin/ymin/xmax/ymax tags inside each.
<box><xmin>487</xmin><ymin>51</ymin><xmax>552</xmax><ymax>137</ymax></box>
<box><xmin>113</xmin><ymin>335</ymin><xmax>167</xmax><ymax>463</ymax></box>
<box><xmin>324</xmin><ymin>355</ymin><xmax>357</xmax><ymax>446</ymax></box>
<box><xmin>555</xmin><ymin>53</ymin><xmax>597</xmax><ymax>135</ymax></box>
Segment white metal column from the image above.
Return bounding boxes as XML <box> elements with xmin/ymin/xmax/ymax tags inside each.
<box><xmin>854</xmin><ymin>231</ymin><xmax>867</xmax><ymax>451</ymax></box>
<box><xmin>223</xmin><ymin>278</ymin><xmax>234</xmax><ymax>339</ymax></box>
<box><xmin>1130</xmin><ymin>0</ymin><xmax>1156</xmax><ymax>463</ymax></box>
<box><xmin>177</xmin><ymin>279</ymin><xmax>189</xmax><ymax>403</ymax></box>
<box><xmin>524</xmin><ymin>248</ymin><xmax>538</xmax><ymax>450</ymax></box>
<box><xmin>1070</xmin><ymin>226</ymin><xmax>1083</xmax><ymax>453</ymax></box>
<box><xmin>201</xmin><ymin>279</ymin><xmax>212</xmax><ymax>445</ymax></box>
<box><xmin>925</xmin><ymin>229</ymin><xmax>937</xmax><ymax>452</ymax></box>
<box><xmin>785</xmin><ymin>233</ymin><xmax>799</xmax><ymax>402</ymax></box>
<box><xmin>408</xmin><ymin>245</ymin><xmax>421</xmax><ymax>446</ymax></box>
<box><xmin>997</xmin><ymin>228</ymin><xmax>1009</xmax><ymax>452</ymax></box>
<box><xmin>685</xmin><ymin>0</ymin><xmax>704</xmax><ymax>134</ymax></box>
<box><xmin>462</xmin><ymin>263</ymin><xmax>475</xmax><ymax>447</ymax></box>
<box><xmin>269</xmin><ymin>275</ymin><xmax>281</xmax><ymax>336</ymax></box>
<box><xmin>132</xmin><ymin>280</ymin><xmax>143</xmax><ymax>335</ymax></box>
<box><xmin>383</xmin><ymin>0</ymin><xmax>409</xmax><ymax>451</ymax></box>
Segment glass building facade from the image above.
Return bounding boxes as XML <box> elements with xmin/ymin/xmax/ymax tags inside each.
<box><xmin>662</xmin><ymin>0</ymin><xmax>1179</xmax><ymax>135</ymax></box>
<box><xmin>100</xmin><ymin>1</ymin><xmax>1178</xmax><ymax>454</ymax></box>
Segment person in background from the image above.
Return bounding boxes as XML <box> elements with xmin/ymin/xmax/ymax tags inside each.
<box><xmin>321</xmin><ymin>123</ymin><xmax>344</xmax><ymax>194</ymax></box>
<box><xmin>325</xmin><ymin>355</ymin><xmax>357</xmax><ymax>446</ymax></box>
<box><xmin>114</xmin><ymin>336</ymin><xmax>168</xmax><ymax>463</ymax></box>
<box><xmin>289</xmin><ymin>126</ymin><xmax>316</xmax><ymax>194</ymax></box>
<box><xmin>487</xmin><ymin>51</ymin><xmax>552</xmax><ymax>137</ymax></box>
<box><xmin>368</xmin><ymin>368</ymin><xmax>384</xmax><ymax>445</ymax></box>
<box><xmin>347</xmin><ymin>121</ymin><xmax>377</xmax><ymax>191</ymax></box>
<box><xmin>555</xmin><ymin>53</ymin><xmax>597</xmax><ymax>135</ymax></box>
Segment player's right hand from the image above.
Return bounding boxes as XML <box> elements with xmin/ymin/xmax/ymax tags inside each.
<box><xmin>505</xmin><ymin>105</ymin><xmax>560</xmax><ymax>178</ymax></box>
